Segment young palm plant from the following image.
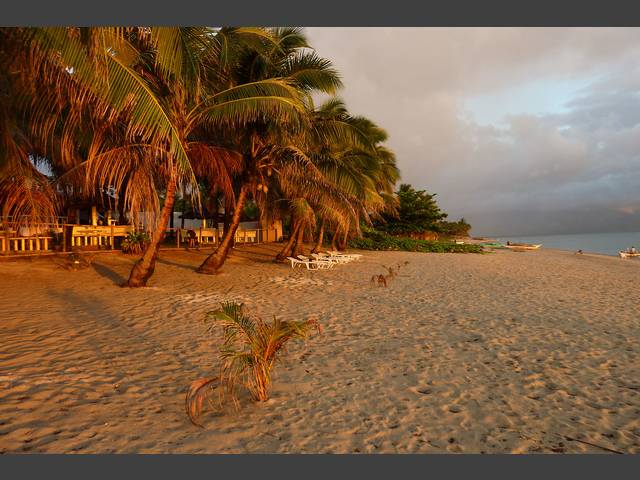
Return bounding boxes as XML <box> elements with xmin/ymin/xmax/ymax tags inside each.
<box><xmin>186</xmin><ymin>301</ymin><xmax>319</xmax><ymax>426</ymax></box>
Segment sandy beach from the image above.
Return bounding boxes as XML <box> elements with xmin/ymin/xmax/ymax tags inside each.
<box><xmin>0</xmin><ymin>245</ymin><xmax>638</xmax><ymax>453</ymax></box>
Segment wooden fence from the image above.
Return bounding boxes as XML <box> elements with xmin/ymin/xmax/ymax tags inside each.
<box><xmin>1</xmin><ymin>216</ymin><xmax>65</xmax><ymax>255</ymax></box>
<box><xmin>1</xmin><ymin>222</ymin><xmax>280</xmax><ymax>255</ymax></box>
<box><xmin>173</xmin><ymin>227</ymin><xmax>280</xmax><ymax>248</ymax></box>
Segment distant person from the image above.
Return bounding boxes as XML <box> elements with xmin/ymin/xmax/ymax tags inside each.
<box><xmin>631</xmin><ymin>246</ymin><xmax>637</xmax><ymax>254</ymax></box>
<box><xmin>186</xmin><ymin>229</ymin><xmax>199</xmax><ymax>249</ymax></box>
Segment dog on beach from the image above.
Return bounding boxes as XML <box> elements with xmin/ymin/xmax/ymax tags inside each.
<box><xmin>370</xmin><ymin>261</ymin><xmax>409</xmax><ymax>287</ymax></box>
<box><xmin>370</xmin><ymin>274</ymin><xmax>388</xmax><ymax>287</ymax></box>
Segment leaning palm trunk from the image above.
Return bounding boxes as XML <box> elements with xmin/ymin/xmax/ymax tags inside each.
<box><xmin>291</xmin><ymin>221</ymin><xmax>306</xmax><ymax>257</ymax></box>
<box><xmin>275</xmin><ymin>218</ymin><xmax>301</xmax><ymax>262</ymax></box>
<box><xmin>311</xmin><ymin>219</ymin><xmax>325</xmax><ymax>253</ymax></box>
<box><xmin>338</xmin><ymin>227</ymin><xmax>350</xmax><ymax>251</ymax></box>
<box><xmin>331</xmin><ymin>226</ymin><xmax>340</xmax><ymax>251</ymax></box>
<box><xmin>126</xmin><ymin>175</ymin><xmax>178</xmax><ymax>287</ymax></box>
<box><xmin>223</xmin><ymin>196</ymin><xmax>233</xmax><ymax>252</ymax></box>
<box><xmin>197</xmin><ymin>185</ymin><xmax>248</xmax><ymax>274</ymax></box>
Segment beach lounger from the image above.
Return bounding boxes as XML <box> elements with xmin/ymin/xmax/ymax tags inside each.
<box><xmin>287</xmin><ymin>257</ymin><xmax>318</xmax><ymax>270</ymax></box>
<box><xmin>297</xmin><ymin>255</ymin><xmax>334</xmax><ymax>269</ymax></box>
<box><xmin>326</xmin><ymin>250</ymin><xmax>362</xmax><ymax>261</ymax></box>
<box><xmin>324</xmin><ymin>252</ymin><xmax>355</xmax><ymax>263</ymax></box>
<box><xmin>311</xmin><ymin>252</ymin><xmax>350</xmax><ymax>264</ymax></box>
<box><xmin>327</xmin><ymin>250</ymin><xmax>362</xmax><ymax>257</ymax></box>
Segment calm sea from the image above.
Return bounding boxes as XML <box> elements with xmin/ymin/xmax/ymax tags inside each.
<box><xmin>495</xmin><ymin>231</ymin><xmax>640</xmax><ymax>257</ymax></box>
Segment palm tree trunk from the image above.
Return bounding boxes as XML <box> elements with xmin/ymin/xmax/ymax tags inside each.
<box><xmin>196</xmin><ymin>184</ymin><xmax>248</xmax><ymax>274</ymax></box>
<box><xmin>304</xmin><ymin>222</ymin><xmax>313</xmax><ymax>243</ymax></box>
<box><xmin>275</xmin><ymin>218</ymin><xmax>300</xmax><ymax>262</ymax></box>
<box><xmin>339</xmin><ymin>227</ymin><xmax>349</xmax><ymax>251</ymax></box>
<box><xmin>126</xmin><ymin>175</ymin><xmax>177</xmax><ymax>287</ymax></box>
<box><xmin>331</xmin><ymin>225</ymin><xmax>340</xmax><ymax>251</ymax></box>
<box><xmin>291</xmin><ymin>221</ymin><xmax>306</xmax><ymax>257</ymax></box>
<box><xmin>311</xmin><ymin>219</ymin><xmax>325</xmax><ymax>253</ymax></box>
<box><xmin>212</xmin><ymin>192</ymin><xmax>220</xmax><ymax>232</ymax></box>
<box><xmin>119</xmin><ymin>205</ymin><xmax>127</xmax><ymax>226</ymax></box>
<box><xmin>222</xmin><ymin>193</ymin><xmax>236</xmax><ymax>256</ymax></box>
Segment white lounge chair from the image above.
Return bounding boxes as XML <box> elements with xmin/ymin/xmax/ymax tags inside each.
<box><xmin>297</xmin><ymin>255</ymin><xmax>334</xmax><ymax>269</ymax></box>
<box><xmin>326</xmin><ymin>250</ymin><xmax>362</xmax><ymax>261</ymax></box>
<box><xmin>287</xmin><ymin>257</ymin><xmax>318</xmax><ymax>270</ymax></box>
<box><xmin>311</xmin><ymin>252</ymin><xmax>350</xmax><ymax>264</ymax></box>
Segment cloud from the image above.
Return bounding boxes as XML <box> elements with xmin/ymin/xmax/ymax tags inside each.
<box><xmin>305</xmin><ymin>28</ymin><xmax>640</xmax><ymax>235</ymax></box>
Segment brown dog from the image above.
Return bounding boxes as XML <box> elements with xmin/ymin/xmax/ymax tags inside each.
<box><xmin>370</xmin><ymin>274</ymin><xmax>388</xmax><ymax>287</ymax></box>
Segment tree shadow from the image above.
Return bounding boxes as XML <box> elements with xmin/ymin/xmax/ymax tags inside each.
<box><xmin>156</xmin><ymin>257</ymin><xmax>198</xmax><ymax>272</ymax></box>
<box><xmin>231</xmin><ymin>249</ymin><xmax>275</xmax><ymax>262</ymax></box>
<box><xmin>43</xmin><ymin>286</ymin><xmax>202</xmax><ymax>382</ymax></box>
<box><xmin>92</xmin><ymin>262</ymin><xmax>127</xmax><ymax>286</ymax></box>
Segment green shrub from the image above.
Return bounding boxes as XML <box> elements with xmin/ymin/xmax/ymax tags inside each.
<box><xmin>350</xmin><ymin>229</ymin><xmax>482</xmax><ymax>253</ymax></box>
<box><xmin>121</xmin><ymin>231</ymin><xmax>150</xmax><ymax>255</ymax></box>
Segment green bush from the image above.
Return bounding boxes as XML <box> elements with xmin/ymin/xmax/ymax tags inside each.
<box><xmin>349</xmin><ymin>229</ymin><xmax>482</xmax><ymax>253</ymax></box>
<box><xmin>121</xmin><ymin>231</ymin><xmax>150</xmax><ymax>255</ymax></box>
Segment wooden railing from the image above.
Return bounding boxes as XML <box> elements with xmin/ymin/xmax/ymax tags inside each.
<box><xmin>1</xmin><ymin>216</ymin><xmax>65</xmax><ymax>255</ymax></box>
<box><xmin>1</xmin><ymin>235</ymin><xmax>54</xmax><ymax>253</ymax></box>
<box><xmin>1</xmin><ymin>223</ymin><xmax>134</xmax><ymax>255</ymax></box>
<box><xmin>1</xmin><ymin>224</ymin><xmax>280</xmax><ymax>255</ymax></box>
<box><xmin>70</xmin><ymin>225</ymin><xmax>133</xmax><ymax>248</ymax></box>
<box><xmin>173</xmin><ymin>227</ymin><xmax>279</xmax><ymax>248</ymax></box>
<box><xmin>235</xmin><ymin>228</ymin><xmax>280</xmax><ymax>244</ymax></box>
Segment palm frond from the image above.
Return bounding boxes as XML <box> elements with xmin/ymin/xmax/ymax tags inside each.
<box><xmin>191</xmin><ymin>301</ymin><xmax>319</xmax><ymax>420</ymax></box>
<box><xmin>281</xmin><ymin>50</ymin><xmax>343</xmax><ymax>94</ymax></box>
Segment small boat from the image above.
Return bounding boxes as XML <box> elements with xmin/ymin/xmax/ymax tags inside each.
<box><xmin>504</xmin><ymin>243</ymin><xmax>542</xmax><ymax>250</ymax></box>
<box><xmin>480</xmin><ymin>241</ymin><xmax>507</xmax><ymax>248</ymax></box>
<box><xmin>619</xmin><ymin>251</ymin><xmax>640</xmax><ymax>258</ymax></box>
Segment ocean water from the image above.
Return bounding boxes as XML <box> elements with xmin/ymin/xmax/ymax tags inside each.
<box><xmin>495</xmin><ymin>231</ymin><xmax>640</xmax><ymax>257</ymax></box>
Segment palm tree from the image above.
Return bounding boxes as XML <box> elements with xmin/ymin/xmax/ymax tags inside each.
<box><xmin>0</xmin><ymin>28</ymin><xmax>80</xmax><ymax>226</ymax></box>
<box><xmin>90</xmin><ymin>28</ymin><xmax>312</xmax><ymax>286</ymax></box>
<box><xmin>196</xmin><ymin>27</ymin><xmax>344</xmax><ymax>274</ymax></box>
<box><xmin>1</xmin><ymin>27</ymin><xmax>308</xmax><ymax>286</ymax></box>
<box><xmin>272</xmin><ymin>99</ymin><xmax>400</xmax><ymax>259</ymax></box>
<box><xmin>315</xmin><ymin>113</ymin><xmax>400</xmax><ymax>250</ymax></box>
<box><xmin>1</xmin><ymin>27</ymin><xmax>399</xmax><ymax>280</ymax></box>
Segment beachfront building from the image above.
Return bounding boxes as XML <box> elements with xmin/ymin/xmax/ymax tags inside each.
<box><xmin>1</xmin><ymin>201</ymin><xmax>283</xmax><ymax>256</ymax></box>
<box><xmin>171</xmin><ymin>208</ymin><xmax>282</xmax><ymax>248</ymax></box>
<box><xmin>1</xmin><ymin>201</ymin><xmax>132</xmax><ymax>255</ymax></box>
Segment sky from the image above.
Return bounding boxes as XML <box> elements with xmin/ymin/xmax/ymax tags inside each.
<box><xmin>305</xmin><ymin>28</ymin><xmax>640</xmax><ymax>236</ymax></box>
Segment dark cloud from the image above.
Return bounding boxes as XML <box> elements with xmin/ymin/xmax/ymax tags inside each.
<box><xmin>306</xmin><ymin>28</ymin><xmax>640</xmax><ymax>236</ymax></box>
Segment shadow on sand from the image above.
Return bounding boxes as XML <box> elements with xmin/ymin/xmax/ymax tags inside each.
<box><xmin>156</xmin><ymin>257</ymin><xmax>199</xmax><ymax>272</ymax></box>
<box><xmin>92</xmin><ymin>262</ymin><xmax>127</xmax><ymax>286</ymax></box>
<box><xmin>228</xmin><ymin>244</ymin><xmax>284</xmax><ymax>264</ymax></box>
<box><xmin>44</xmin><ymin>286</ymin><xmax>201</xmax><ymax>377</ymax></box>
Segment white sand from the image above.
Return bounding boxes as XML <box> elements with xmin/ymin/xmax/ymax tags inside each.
<box><xmin>0</xmin><ymin>245</ymin><xmax>638</xmax><ymax>453</ymax></box>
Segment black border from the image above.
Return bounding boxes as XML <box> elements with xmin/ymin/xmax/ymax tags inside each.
<box><xmin>1</xmin><ymin>0</ymin><xmax>640</xmax><ymax>26</ymax></box>
<box><xmin>1</xmin><ymin>454</ymin><xmax>638</xmax><ymax>478</ymax></box>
